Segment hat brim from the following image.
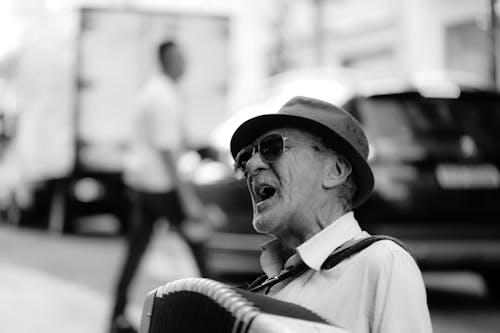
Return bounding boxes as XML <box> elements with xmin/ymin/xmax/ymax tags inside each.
<box><xmin>230</xmin><ymin>114</ymin><xmax>374</xmax><ymax>208</ymax></box>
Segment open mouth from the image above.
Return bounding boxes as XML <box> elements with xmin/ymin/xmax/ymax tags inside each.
<box><xmin>254</xmin><ymin>183</ymin><xmax>277</xmax><ymax>204</ymax></box>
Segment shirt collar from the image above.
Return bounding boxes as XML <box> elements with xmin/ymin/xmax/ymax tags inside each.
<box><xmin>296</xmin><ymin>211</ymin><xmax>362</xmax><ymax>271</ymax></box>
<box><xmin>259</xmin><ymin>212</ymin><xmax>363</xmax><ymax>277</ymax></box>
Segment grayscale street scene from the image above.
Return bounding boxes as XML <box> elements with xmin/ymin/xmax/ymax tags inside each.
<box><xmin>1</xmin><ymin>0</ymin><xmax>500</xmax><ymax>332</ymax></box>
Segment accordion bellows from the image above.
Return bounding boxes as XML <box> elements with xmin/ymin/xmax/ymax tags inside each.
<box><xmin>139</xmin><ymin>278</ymin><xmax>348</xmax><ymax>333</ymax></box>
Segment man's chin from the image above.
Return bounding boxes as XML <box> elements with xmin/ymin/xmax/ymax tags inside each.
<box><xmin>252</xmin><ymin>211</ymin><xmax>278</xmax><ymax>235</ymax></box>
<box><xmin>252</xmin><ymin>214</ymin><xmax>269</xmax><ymax>234</ymax></box>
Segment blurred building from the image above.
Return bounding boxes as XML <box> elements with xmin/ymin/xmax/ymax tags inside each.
<box><xmin>1</xmin><ymin>0</ymin><xmax>496</xmax><ymax>150</ymax></box>
<box><xmin>268</xmin><ymin>0</ymin><xmax>495</xmax><ymax>86</ymax></box>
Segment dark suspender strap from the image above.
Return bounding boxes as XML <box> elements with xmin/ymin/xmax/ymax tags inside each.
<box><xmin>241</xmin><ymin>274</ymin><xmax>269</xmax><ymax>291</ymax></box>
<box><xmin>321</xmin><ymin>234</ymin><xmax>413</xmax><ymax>270</ymax></box>
<box><xmin>246</xmin><ymin>262</ymin><xmax>308</xmax><ymax>292</ymax></box>
<box><xmin>241</xmin><ymin>235</ymin><xmax>412</xmax><ymax>292</ymax></box>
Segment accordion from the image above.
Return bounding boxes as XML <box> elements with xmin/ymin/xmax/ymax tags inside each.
<box><xmin>139</xmin><ymin>277</ymin><xmax>348</xmax><ymax>333</ymax></box>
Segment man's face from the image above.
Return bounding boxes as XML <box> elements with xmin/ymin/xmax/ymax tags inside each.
<box><xmin>242</xmin><ymin>128</ymin><xmax>331</xmax><ymax>238</ymax></box>
<box><xmin>162</xmin><ymin>45</ymin><xmax>186</xmax><ymax>80</ymax></box>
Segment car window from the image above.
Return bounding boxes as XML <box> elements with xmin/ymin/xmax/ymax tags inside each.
<box><xmin>357</xmin><ymin>98</ymin><xmax>413</xmax><ymax>143</ymax></box>
<box><xmin>452</xmin><ymin>94</ymin><xmax>500</xmax><ymax>155</ymax></box>
<box><xmin>355</xmin><ymin>93</ymin><xmax>500</xmax><ymax>160</ymax></box>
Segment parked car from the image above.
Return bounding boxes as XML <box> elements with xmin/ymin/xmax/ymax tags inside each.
<box><xmin>200</xmin><ymin>70</ymin><xmax>500</xmax><ymax>295</ymax></box>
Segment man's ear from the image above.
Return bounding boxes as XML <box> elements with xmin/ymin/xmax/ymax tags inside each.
<box><xmin>322</xmin><ymin>155</ymin><xmax>352</xmax><ymax>189</ymax></box>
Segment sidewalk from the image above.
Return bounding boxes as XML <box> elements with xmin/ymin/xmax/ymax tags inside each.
<box><xmin>0</xmin><ymin>261</ymin><xmax>127</xmax><ymax>333</ymax></box>
<box><xmin>0</xmin><ymin>224</ymin><xmax>199</xmax><ymax>333</ymax></box>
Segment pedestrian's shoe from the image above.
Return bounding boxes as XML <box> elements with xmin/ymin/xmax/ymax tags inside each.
<box><xmin>110</xmin><ymin>315</ymin><xmax>138</xmax><ymax>333</ymax></box>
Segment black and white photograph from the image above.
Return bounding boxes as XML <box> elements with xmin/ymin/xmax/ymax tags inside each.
<box><xmin>0</xmin><ymin>1</ymin><xmax>499</xmax><ymax>332</ymax></box>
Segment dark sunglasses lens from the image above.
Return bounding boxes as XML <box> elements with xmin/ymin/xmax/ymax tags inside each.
<box><xmin>259</xmin><ymin>134</ymin><xmax>284</xmax><ymax>162</ymax></box>
<box><xmin>235</xmin><ymin>146</ymin><xmax>254</xmax><ymax>169</ymax></box>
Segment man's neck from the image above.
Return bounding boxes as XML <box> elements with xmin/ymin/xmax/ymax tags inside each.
<box><xmin>276</xmin><ymin>209</ymin><xmax>347</xmax><ymax>253</ymax></box>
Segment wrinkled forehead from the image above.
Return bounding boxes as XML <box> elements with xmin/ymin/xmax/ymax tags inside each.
<box><xmin>253</xmin><ymin>127</ymin><xmax>323</xmax><ymax>146</ymax></box>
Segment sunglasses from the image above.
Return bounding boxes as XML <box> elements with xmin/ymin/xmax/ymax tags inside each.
<box><xmin>234</xmin><ymin>133</ymin><xmax>288</xmax><ymax>179</ymax></box>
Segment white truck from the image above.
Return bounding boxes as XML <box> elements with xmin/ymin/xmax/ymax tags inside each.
<box><xmin>3</xmin><ymin>7</ymin><xmax>230</xmax><ymax>234</ymax></box>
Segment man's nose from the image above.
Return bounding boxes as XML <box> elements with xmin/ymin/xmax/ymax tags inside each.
<box><xmin>245</xmin><ymin>151</ymin><xmax>270</xmax><ymax>177</ymax></box>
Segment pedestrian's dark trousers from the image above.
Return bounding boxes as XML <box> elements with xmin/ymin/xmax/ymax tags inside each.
<box><xmin>111</xmin><ymin>189</ymin><xmax>208</xmax><ymax>319</ymax></box>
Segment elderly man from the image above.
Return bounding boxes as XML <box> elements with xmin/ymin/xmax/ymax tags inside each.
<box><xmin>230</xmin><ymin>96</ymin><xmax>432</xmax><ymax>333</ymax></box>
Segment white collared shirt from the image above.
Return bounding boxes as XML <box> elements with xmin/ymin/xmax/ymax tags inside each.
<box><xmin>123</xmin><ymin>74</ymin><xmax>184</xmax><ymax>192</ymax></box>
<box><xmin>259</xmin><ymin>212</ymin><xmax>433</xmax><ymax>333</ymax></box>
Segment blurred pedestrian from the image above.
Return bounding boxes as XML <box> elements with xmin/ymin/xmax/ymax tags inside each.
<box><xmin>231</xmin><ymin>96</ymin><xmax>432</xmax><ymax>332</ymax></box>
<box><xmin>109</xmin><ymin>40</ymin><xmax>223</xmax><ymax>333</ymax></box>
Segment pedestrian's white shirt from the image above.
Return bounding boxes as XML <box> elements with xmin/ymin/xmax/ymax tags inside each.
<box><xmin>259</xmin><ymin>212</ymin><xmax>433</xmax><ymax>333</ymax></box>
<box><xmin>123</xmin><ymin>74</ymin><xmax>185</xmax><ymax>192</ymax></box>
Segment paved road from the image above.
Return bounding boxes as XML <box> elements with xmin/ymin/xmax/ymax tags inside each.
<box><xmin>1</xmin><ymin>223</ymin><xmax>499</xmax><ymax>333</ymax></box>
<box><xmin>0</xmin><ymin>223</ymin><xmax>199</xmax><ymax>333</ymax></box>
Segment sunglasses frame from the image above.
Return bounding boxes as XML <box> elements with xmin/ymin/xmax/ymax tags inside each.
<box><xmin>234</xmin><ymin>133</ymin><xmax>288</xmax><ymax>179</ymax></box>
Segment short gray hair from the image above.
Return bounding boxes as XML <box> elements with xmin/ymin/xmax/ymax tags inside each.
<box><xmin>337</xmin><ymin>173</ymin><xmax>357</xmax><ymax>211</ymax></box>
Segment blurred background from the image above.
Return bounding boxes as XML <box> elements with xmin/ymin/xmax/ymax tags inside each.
<box><xmin>1</xmin><ymin>0</ymin><xmax>500</xmax><ymax>332</ymax></box>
